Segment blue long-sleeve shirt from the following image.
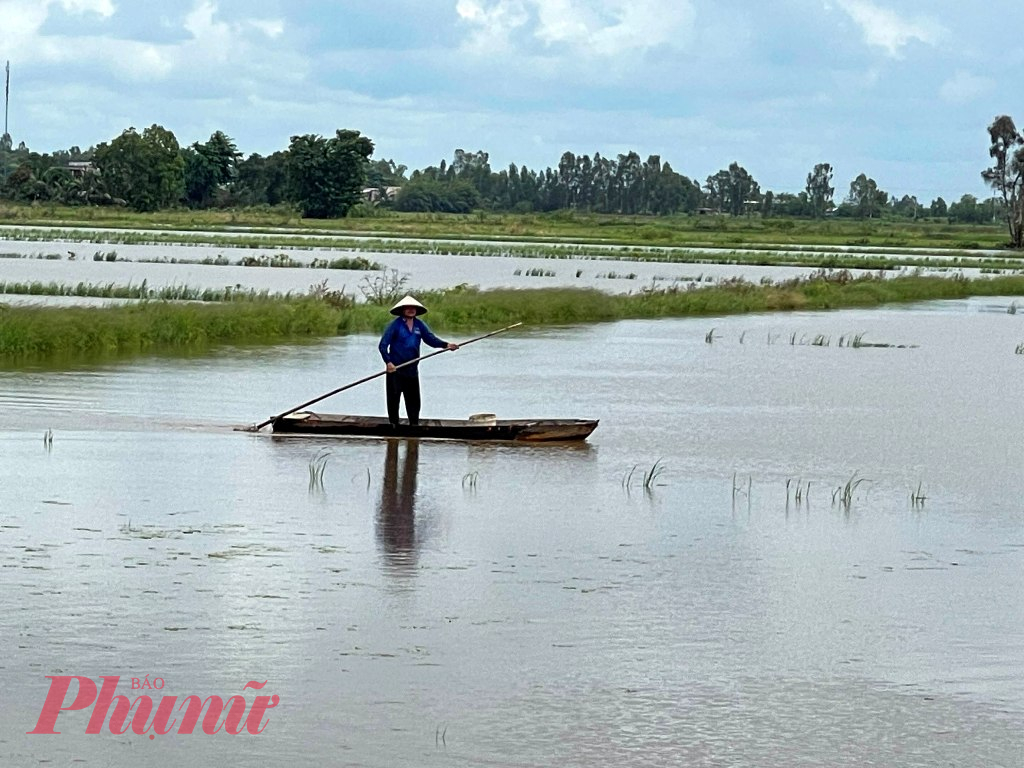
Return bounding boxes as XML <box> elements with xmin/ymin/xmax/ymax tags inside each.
<box><xmin>378</xmin><ymin>317</ymin><xmax>448</xmax><ymax>377</ymax></box>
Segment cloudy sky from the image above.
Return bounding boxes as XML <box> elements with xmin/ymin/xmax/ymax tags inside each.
<box><xmin>1</xmin><ymin>0</ymin><xmax>1020</xmax><ymax>202</ymax></box>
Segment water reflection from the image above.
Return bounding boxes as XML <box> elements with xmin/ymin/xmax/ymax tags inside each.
<box><xmin>375</xmin><ymin>439</ymin><xmax>420</xmax><ymax>574</ymax></box>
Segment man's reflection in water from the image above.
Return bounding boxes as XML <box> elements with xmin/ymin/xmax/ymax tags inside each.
<box><xmin>376</xmin><ymin>439</ymin><xmax>419</xmax><ymax>572</ymax></box>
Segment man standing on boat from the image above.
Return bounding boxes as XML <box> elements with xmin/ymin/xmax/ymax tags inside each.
<box><xmin>378</xmin><ymin>296</ymin><xmax>458</xmax><ymax>427</ymax></box>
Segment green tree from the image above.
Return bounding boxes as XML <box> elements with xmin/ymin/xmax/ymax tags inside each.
<box><xmin>557</xmin><ymin>151</ymin><xmax>579</xmax><ymax>208</ymax></box>
<box><xmin>93</xmin><ymin>125</ymin><xmax>185</xmax><ymax>211</ymax></box>
<box><xmin>929</xmin><ymin>197</ymin><xmax>948</xmax><ymax>218</ymax></box>
<box><xmin>707</xmin><ymin>162</ymin><xmax>759</xmax><ymax>216</ymax></box>
<box><xmin>4</xmin><ymin>162</ymin><xmax>47</xmax><ymax>201</ymax></box>
<box><xmin>451</xmin><ymin>149</ymin><xmax>492</xmax><ymax>202</ymax></box>
<box><xmin>772</xmin><ymin>192</ymin><xmax>810</xmax><ymax>217</ymax></box>
<box><xmin>730</xmin><ymin>162</ymin><xmax>760</xmax><ymax>216</ymax></box>
<box><xmin>0</xmin><ymin>132</ymin><xmax>13</xmax><ymax>187</ymax></box>
<box><xmin>42</xmin><ymin>166</ymin><xmax>75</xmax><ymax>203</ymax></box>
<box><xmin>845</xmin><ymin>173</ymin><xmax>887</xmax><ymax>219</ymax></box>
<box><xmin>285</xmin><ymin>130</ymin><xmax>374</xmax><ymax>218</ymax></box>
<box><xmin>648</xmin><ymin>161</ymin><xmax>699</xmax><ymax>215</ymax></box>
<box><xmin>893</xmin><ymin>194</ymin><xmax>921</xmax><ymax>219</ymax></box>
<box><xmin>982</xmin><ymin>115</ymin><xmax>1024</xmax><ymax>248</ymax></box>
<box><xmin>183</xmin><ymin>131</ymin><xmax>240</xmax><ymax>208</ymax></box>
<box><xmin>517</xmin><ymin>164</ymin><xmax>540</xmax><ymax>211</ymax></box>
<box><xmin>393</xmin><ymin>176</ymin><xmax>480</xmax><ymax>213</ymax></box>
<box><xmin>805</xmin><ymin>163</ymin><xmax>834</xmax><ymax>218</ymax></box>
<box><xmin>704</xmin><ymin>169</ymin><xmax>730</xmax><ymax>212</ymax></box>
<box><xmin>948</xmin><ymin>194</ymin><xmax>986</xmax><ymax>224</ymax></box>
<box><xmin>613</xmin><ymin>151</ymin><xmax>642</xmax><ymax>214</ymax></box>
<box><xmin>231</xmin><ymin>151</ymin><xmax>289</xmax><ymax>207</ymax></box>
<box><xmin>365</xmin><ymin>158</ymin><xmax>407</xmax><ymax>187</ymax></box>
<box><xmin>577</xmin><ymin>154</ymin><xmax>595</xmax><ymax>209</ymax></box>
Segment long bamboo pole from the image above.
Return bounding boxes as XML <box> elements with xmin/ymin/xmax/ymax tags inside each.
<box><xmin>242</xmin><ymin>322</ymin><xmax>523</xmax><ymax>432</ymax></box>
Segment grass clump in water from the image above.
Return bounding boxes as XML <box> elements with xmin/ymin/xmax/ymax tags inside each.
<box><xmin>622</xmin><ymin>459</ymin><xmax>666</xmax><ymax>493</ymax></box>
<box><xmin>832</xmin><ymin>472</ymin><xmax>869</xmax><ymax>511</ymax></box>
<box><xmin>910</xmin><ymin>482</ymin><xmax>927</xmax><ymax>508</ymax></box>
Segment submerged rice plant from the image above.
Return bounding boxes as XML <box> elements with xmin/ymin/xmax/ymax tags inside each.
<box><xmin>838</xmin><ymin>333</ymin><xmax>865</xmax><ymax>347</ymax></box>
<box><xmin>732</xmin><ymin>473</ymin><xmax>753</xmax><ymax>514</ymax></box>
<box><xmin>786</xmin><ymin>478</ymin><xmax>811</xmax><ymax>506</ymax></box>
<box><xmin>642</xmin><ymin>459</ymin><xmax>666</xmax><ymax>489</ymax></box>
<box><xmin>832</xmin><ymin>472</ymin><xmax>869</xmax><ymax>511</ymax></box>
<box><xmin>308</xmin><ymin>449</ymin><xmax>330</xmax><ymax>492</ymax></box>
<box><xmin>910</xmin><ymin>482</ymin><xmax>927</xmax><ymax>508</ymax></box>
<box><xmin>622</xmin><ymin>459</ymin><xmax>666</xmax><ymax>492</ymax></box>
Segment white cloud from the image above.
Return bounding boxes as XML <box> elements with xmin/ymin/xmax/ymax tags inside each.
<box><xmin>939</xmin><ymin>70</ymin><xmax>995</xmax><ymax>105</ymax></box>
<box><xmin>0</xmin><ymin>0</ymin><xmax>116</xmax><ymax>64</ymax></box>
<box><xmin>457</xmin><ymin>0</ymin><xmax>695</xmax><ymax>57</ymax></box>
<box><xmin>249</xmin><ymin>18</ymin><xmax>284</xmax><ymax>38</ymax></box>
<box><xmin>455</xmin><ymin>0</ymin><xmax>530</xmax><ymax>53</ymax></box>
<box><xmin>531</xmin><ymin>0</ymin><xmax>589</xmax><ymax>46</ymax></box>
<box><xmin>0</xmin><ymin>0</ymin><xmax>158</xmax><ymax>73</ymax></box>
<box><xmin>59</xmin><ymin>0</ymin><xmax>115</xmax><ymax>16</ymax></box>
<box><xmin>1</xmin><ymin>0</ymin><xmax>291</xmax><ymax>81</ymax></box>
<box><xmin>182</xmin><ymin>1</ymin><xmax>236</xmax><ymax>64</ymax></box>
<box><xmin>0</xmin><ymin>1</ymin><xmax>53</xmax><ymax>58</ymax></box>
<box><xmin>836</xmin><ymin>0</ymin><xmax>944</xmax><ymax>57</ymax></box>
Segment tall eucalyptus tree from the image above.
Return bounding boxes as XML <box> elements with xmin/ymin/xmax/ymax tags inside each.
<box><xmin>982</xmin><ymin>115</ymin><xmax>1024</xmax><ymax>248</ymax></box>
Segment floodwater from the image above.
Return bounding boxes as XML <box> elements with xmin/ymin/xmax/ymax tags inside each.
<box><xmin>2</xmin><ymin>298</ymin><xmax>1024</xmax><ymax>766</ymax></box>
<box><xmin>0</xmin><ymin>235</ymin><xmax>970</xmax><ymax>302</ymax></box>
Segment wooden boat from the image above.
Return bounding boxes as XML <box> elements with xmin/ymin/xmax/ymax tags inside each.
<box><xmin>271</xmin><ymin>412</ymin><xmax>598</xmax><ymax>442</ymax></box>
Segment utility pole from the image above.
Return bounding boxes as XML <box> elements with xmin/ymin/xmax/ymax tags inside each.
<box><xmin>3</xmin><ymin>60</ymin><xmax>9</xmax><ymax>139</ymax></box>
<box><xmin>1</xmin><ymin>60</ymin><xmax>9</xmax><ymax>186</ymax></box>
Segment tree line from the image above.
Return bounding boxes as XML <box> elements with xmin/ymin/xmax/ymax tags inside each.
<box><xmin>1</xmin><ymin>115</ymin><xmax>1022</xmax><ymax>245</ymax></box>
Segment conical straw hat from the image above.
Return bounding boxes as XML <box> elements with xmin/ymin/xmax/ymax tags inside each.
<box><xmin>389</xmin><ymin>295</ymin><xmax>428</xmax><ymax>316</ymax></box>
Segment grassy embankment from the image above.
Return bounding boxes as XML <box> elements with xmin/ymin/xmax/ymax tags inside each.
<box><xmin>0</xmin><ymin>201</ymin><xmax>1014</xmax><ymax>251</ymax></box>
<box><xmin>4</xmin><ymin>272</ymin><xmax>1024</xmax><ymax>364</ymax></box>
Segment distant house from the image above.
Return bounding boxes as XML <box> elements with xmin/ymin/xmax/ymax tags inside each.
<box><xmin>696</xmin><ymin>207</ymin><xmax>719</xmax><ymax>216</ymax></box>
<box><xmin>67</xmin><ymin>161</ymin><xmax>96</xmax><ymax>178</ymax></box>
<box><xmin>362</xmin><ymin>186</ymin><xmax>402</xmax><ymax>204</ymax></box>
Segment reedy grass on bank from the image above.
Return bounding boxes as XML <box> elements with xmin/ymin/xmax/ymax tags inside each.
<box><xmin>5</xmin><ymin>272</ymin><xmax>1024</xmax><ymax>363</ymax></box>
<box><xmin>0</xmin><ymin>299</ymin><xmax>341</xmax><ymax>360</ymax></box>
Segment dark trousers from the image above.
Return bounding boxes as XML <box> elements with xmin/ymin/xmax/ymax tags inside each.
<box><xmin>386</xmin><ymin>374</ymin><xmax>421</xmax><ymax>426</ymax></box>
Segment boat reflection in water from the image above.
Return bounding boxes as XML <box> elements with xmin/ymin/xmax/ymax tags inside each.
<box><xmin>375</xmin><ymin>439</ymin><xmax>420</xmax><ymax>574</ymax></box>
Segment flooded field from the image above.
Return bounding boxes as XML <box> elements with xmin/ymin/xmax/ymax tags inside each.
<box><xmin>2</xmin><ymin>298</ymin><xmax>1024</xmax><ymax>765</ymax></box>
<box><xmin>0</xmin><ymin>234</ymin><xmax>971</xmax><ymax>303</ymax></box>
